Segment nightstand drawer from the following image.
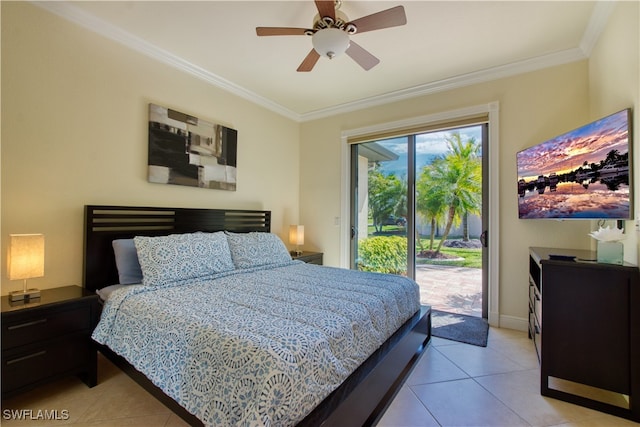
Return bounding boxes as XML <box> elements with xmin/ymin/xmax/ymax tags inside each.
<box><xmin>292</xmin><ymin>251</ymin><xmax>323</xmax><ymax>265</ymax></box>
<box><xmin>2</xmin><ymin>305</ymin><xmax>91</xmax><ymax>349</ymax></box>
<box><xmin>1</xmin><ymin>286</ymin><xmax>99</xmax><ymax>399</ymax></box>
<box><xmin>2</xmin><ymin>334</ymin><xmax>91</xmax><ymax>395</ymax></box>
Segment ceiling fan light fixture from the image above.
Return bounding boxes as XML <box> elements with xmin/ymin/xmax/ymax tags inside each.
<box><xmin>312</xmin><ymin>28</ymin><xmax>350</xmax><ymax>59</ymax></box>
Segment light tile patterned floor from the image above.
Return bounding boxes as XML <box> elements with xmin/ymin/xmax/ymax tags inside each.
<box><xmin>2</xmin><ymin>329</ymin><xmax>635</xmax><ymax>426</ymax></box>
<box><xmin>377</xmin><ymin>329</ymin><xmax>637</xmax><ymax>427</ymax></box>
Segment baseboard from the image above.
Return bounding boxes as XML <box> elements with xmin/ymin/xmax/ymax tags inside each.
<box><xmin>498</xmin><ymin>314</ymin><xmax>528</xmax><ymax>331</ymax></box>
<box><xmin>488</xmin><ymin>310</ymin><xmax>500</xmax><ymax>327</ymax></box>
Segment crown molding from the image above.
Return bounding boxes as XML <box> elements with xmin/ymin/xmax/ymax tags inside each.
<box><xmin>299</xmin><ymin>47</ymin><xmax>587</xmax><ymax>122</ymax></box>
<box><xmin>33</xmin><ymin>0</ymin><xmax>612</xmax><ymax>124</ymax></box>
<box><xmin>302</xmin><ymin>0</ymin><xmax>614</xmax><ymax>122</ymax></box>
<box><xmin>580</xmin><ymin>0</ymin><xmax>616</xmax><ymax>56</ymax></box>
<box><xmin>32</xmin><ymin>1</ymin><xmax>301</xmax><ymax>122</ymax></box>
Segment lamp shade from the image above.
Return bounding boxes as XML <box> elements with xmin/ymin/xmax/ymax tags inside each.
<box><xmin>312</xmin><ymin>28</ymin><xmax>350</xmax><ymax>59</ymax></box>
<box><xmin>289</xmin><ymin>225</ymin><xmax>305</xmax><ymax>246</ymax></box>
<box><xmin>7</xmin><ymin>234</ymin><xmax>45</xmax><ymax>280</ymax></box>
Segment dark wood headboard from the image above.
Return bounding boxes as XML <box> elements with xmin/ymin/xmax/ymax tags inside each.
<box><xmin>83</xmin><ymin>205</ymin><xmax>271</xmax><ymax>292</ymax></box>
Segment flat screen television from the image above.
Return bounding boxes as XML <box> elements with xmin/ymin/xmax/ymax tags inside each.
<box><xmin>517</xmin><ymin>108</ymin><xmax>632</xmax><ymax>219</ymax></box>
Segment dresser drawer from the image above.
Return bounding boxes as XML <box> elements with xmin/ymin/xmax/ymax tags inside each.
<box><xmin>530</xmin><ymin>315</ymin><xmax>541</xmax><ymax>361</ymax></box>
<box><xmin>2</xmin><ymin>305</ymin><xmax>91</xmax><ymax>349</ymax></box>
<box><xmin>2</xmin><ymin>334</ymin><xmax>91</xmax><ymax>395</ymax></box>
<box><xmin>533</xmin><ymin>290</ymin><xmax>541</xmax><ymax>327</ymax></box>
<box><xmin>529</xmin><ymin>281</ymin><xmax>535</xmax><ymax>306</ymax></box>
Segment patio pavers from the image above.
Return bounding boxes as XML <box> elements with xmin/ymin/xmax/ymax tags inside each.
<box><xmin>415</xmin><ymin>264</ymin><xmax>482</xmax><ymax>317</ymax></box>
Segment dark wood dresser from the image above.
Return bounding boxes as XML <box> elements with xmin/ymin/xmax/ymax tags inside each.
<box><xmin>529</xmin><ymin>247</ymin><xmax>639</xmax><ymax>422</ymax></box>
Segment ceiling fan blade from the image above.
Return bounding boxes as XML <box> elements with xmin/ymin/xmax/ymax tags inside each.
<box><xmin>349</xmin><ymin>5</ymin><xmax>407</xmax><ymax>34</ymax></box>
<box><xmin>297</xmin><ymin>49</ymin><xmax>321</xmax><ymax>72</ymax></box>
<box><xmin>315</xmin><ymin>0</ymin><xmax>336</xmax><ymax>20</ymax></box>
<box><xmin>256</xmin><ymin>27</ymin><xmax>311</xmax><ymax>36</ymax></box>
<box><xmin>346</xmin><ymin>40</ymin><xmax>380</xmax><ymax>71</ymax></box>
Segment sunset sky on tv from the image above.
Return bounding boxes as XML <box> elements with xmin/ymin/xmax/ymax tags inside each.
<box><xmin>517</xmin><ymin>110</ymin><xmax>629</xmax><ymax>181</ymax></box>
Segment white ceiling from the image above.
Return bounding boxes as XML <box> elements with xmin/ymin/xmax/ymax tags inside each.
<box><xmin>37</xmin><ymin>1</ymin><xmax>610</xmax><ymax>121</ymax></box>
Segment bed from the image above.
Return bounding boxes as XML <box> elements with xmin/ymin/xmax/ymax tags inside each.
<box><xmin>84</xmin><ymin>205</ymin><xmax>431</xmax><ymax>426</ymax></box>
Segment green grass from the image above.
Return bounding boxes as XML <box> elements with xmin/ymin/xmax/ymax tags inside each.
<box><xmin>367</xmin><ymin>224</ymin><xmax>404</xmax><ymax>234</ymax></box>
<box><xmin>420</xmin><ymin>245</ymin><xmax>482</xmax><ymax>268</ymax></box>
<box><xmin>418</xmin><ymin>236</ymin><xmax>483</xmax><ymax>268</ymax></box>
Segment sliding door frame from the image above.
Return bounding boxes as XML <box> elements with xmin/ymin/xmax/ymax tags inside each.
<box><xmin>340</xmin><ymin>102</ymin><xmax>501</xmax><ymax>326</ymax></box>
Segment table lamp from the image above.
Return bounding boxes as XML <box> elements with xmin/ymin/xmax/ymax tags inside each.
<box><xmin>289</xmin><ymin>225</ymin><xmax>304</xmax><ymax>256</ymax></box>
<box><xmin>7</xmin><ymin>234</ymin><xmax>44</xmax><ymax>302</ymax></box>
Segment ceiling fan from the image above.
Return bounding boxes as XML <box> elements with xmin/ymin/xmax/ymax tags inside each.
<box><xmin>256</xmin><ymin>0</ymin><xmax>407</xmax><ymax>72</ymax></box>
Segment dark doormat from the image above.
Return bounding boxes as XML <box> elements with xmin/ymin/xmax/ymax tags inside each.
<box><xmin>431</xmin><ymin>310</ymin><xmax>489</xmax><ymax>347</ymax></box>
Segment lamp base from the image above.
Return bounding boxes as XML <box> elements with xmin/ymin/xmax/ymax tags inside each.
<box><xmin>291</xmin><ymin>249</ymin><xmax>303</xmax><ymax>256</ymax></box>
<box><xmin>9</xmin><ymin>288</ymin><xmax>41</xmax><ymax>302</ymax></box>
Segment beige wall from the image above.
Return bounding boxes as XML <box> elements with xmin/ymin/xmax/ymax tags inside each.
<box><xmin>588</xmin><ymin>1</ymin><xmax>640</xmax><ymax>265</ymax></box>
<box><xmin>1</xmin><ymin>3</ymin><xmax>301</xmax><ymax>294</ymax></box>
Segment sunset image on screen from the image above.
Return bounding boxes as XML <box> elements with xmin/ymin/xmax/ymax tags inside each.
<box><xmin>517</xmin><ymin>110</ymin><xmax>630</xmax><ymax>219</ymax></box>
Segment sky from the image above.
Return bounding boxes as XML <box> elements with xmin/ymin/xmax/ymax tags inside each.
<box><xmin>516</xmin><ymin>109</ymin><xmax>630</xmax><ymax>181</ymax></box>
<box><xmin>375</xmin><ymin>125</ymin><xmax>483</xmax><ymax>176</ymax></box>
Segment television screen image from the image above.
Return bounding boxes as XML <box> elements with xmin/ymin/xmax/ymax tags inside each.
<box><xmin>517</xmin><ymin>109</ymin><xmax>632</xmax><ymax>219</ymax></box>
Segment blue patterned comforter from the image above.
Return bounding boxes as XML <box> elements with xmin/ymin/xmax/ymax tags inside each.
<box><xmin>92</xmin><ymin>261</ymin><xmax>420</xmax><ymax>426</ymax></box>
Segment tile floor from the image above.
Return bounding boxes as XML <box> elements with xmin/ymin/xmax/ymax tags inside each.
<box><xmin>2</xmin><ymin>328</ymin><xmax>636</xmax><ymax>426</ymax></box>
<box><xmin>377</xmin><ymin>329</ymin><xmax>637</xmax><ymax>427</ymax></box>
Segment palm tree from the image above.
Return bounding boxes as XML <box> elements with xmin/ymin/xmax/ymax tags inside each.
<box><xmin>605</xmin><ymin>149</ymin><xmax>621</xmax><ymax>165</ymax></box>
<box><xmin>431</xmin><ymin>133</ymin><xmax>482</xmax><ymax>254</ymax></box>
<box><xmin>416</xmin><ymin>159</ymin><xmax>448</xmax><ymax>250</ymax></box>
<box><xmin>462</xmin><ymin>213</ymin><xmax>470</xmax><ymax>241</ymax></box>
<box><xmin>394</xmin><ymin>175</ymin><xmax>408</xmax><ymax>221</ymax></box>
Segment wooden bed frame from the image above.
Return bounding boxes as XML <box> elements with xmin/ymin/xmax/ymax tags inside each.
<box><xmin>83</xmin><ymin>205</ymin><xmax>431</xmax><ymax>426</ymax></box>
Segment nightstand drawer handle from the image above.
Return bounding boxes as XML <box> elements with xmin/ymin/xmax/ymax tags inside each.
<box><xmin>6</xmin><ymin>350</ymin><xmax>47</xmax><ymax>365</ymax></box>
<box><xmin>7</xmin><ymin>319</ymin><xmax>47</xmax><ymax>330</ymax></box>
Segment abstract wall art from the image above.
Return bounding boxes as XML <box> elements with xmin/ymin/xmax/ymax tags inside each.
<box><xmin>148</xmin><ymin>104</ymin><xmax>237</xmax><ymax>191</ymax></box>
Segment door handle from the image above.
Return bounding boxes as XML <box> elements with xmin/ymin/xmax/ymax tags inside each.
<box><xmin>480</xmin><ymin>230</ymin><xmax>488</xmax><ymax>247</ymax></box>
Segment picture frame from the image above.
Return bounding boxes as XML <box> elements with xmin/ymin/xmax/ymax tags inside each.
<box><xmin>148</xmin><ymin>103</ymin><xmax>237</xmax><ymax>191</ymax></box>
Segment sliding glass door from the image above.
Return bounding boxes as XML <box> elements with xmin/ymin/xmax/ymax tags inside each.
<box><xmin>350</xmin><ymin>136</ymin><xmax>413</xmax><ymax>278</ymax></box>
<box><xmin>350</xmin><ymin>124</ymin><xmax>488</xmax><ymax>318</ymax></box>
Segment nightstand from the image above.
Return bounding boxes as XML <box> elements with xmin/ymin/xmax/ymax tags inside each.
<box><xmin>1</xmin><ymin>285</ymin><xmax>100</xmax><ymax>399</ymax></box>
<box><xmin>292</xmin><ymin>251</ymin><xmax>323</xmax><ymax>265</ymax></box>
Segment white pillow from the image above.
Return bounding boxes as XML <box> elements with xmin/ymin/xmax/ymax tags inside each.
<box><xmin>134</xmin><ymin>232</ymin><xmax>235</xmax><ymax>287</ymax></box>
<box><xmin>96</xmin><ymin>284</ymin><xmax>128</xmax><ymax>301</ymax></box>
<box><xmin>225</xmin><ymin>232</ymin><xmax>292</xmax><ymax>269</ymax></box>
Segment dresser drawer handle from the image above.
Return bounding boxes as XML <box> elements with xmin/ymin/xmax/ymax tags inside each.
<box><xmin>7</xmin><ymin>319</ymin><xmax>47</xmax><ymax>330</ymax></box>
<box><xmin>6</xmin><ymin>350</ymin><xmax>47</xmax><ymax>365</ymax></box>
